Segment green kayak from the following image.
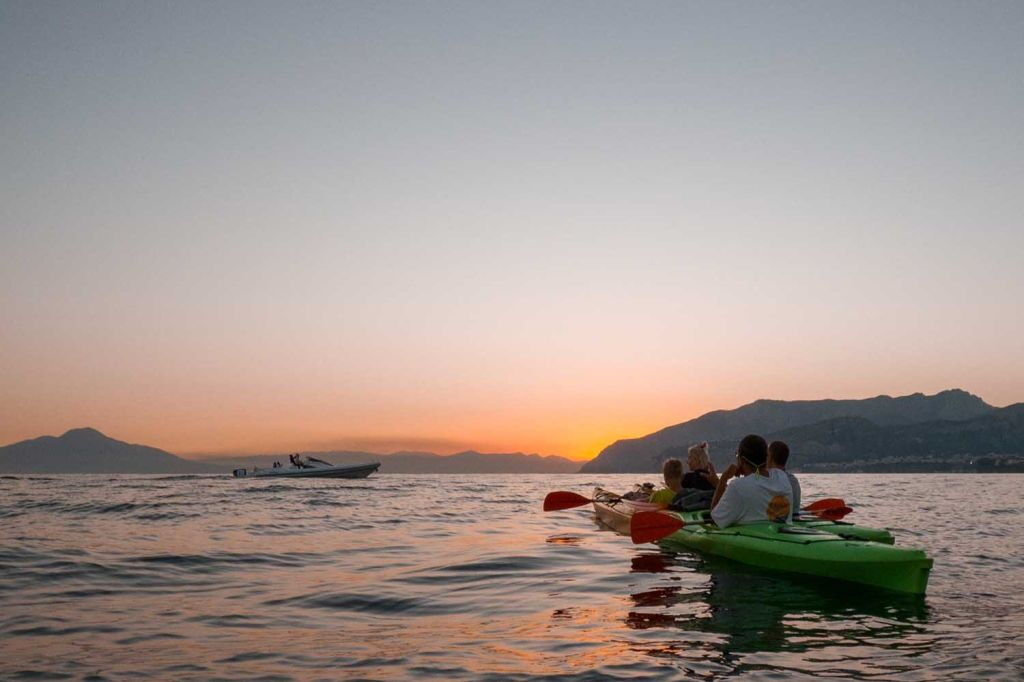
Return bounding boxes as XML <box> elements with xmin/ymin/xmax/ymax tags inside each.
<box><xmin>657</xmin><ymin>509</ymin><xmax>933</xmax><ymax>595</ymax></box>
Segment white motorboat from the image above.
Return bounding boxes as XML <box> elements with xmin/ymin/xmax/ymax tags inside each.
<box><xmin>232</xmin><ymin>461</ymin><xmax>381</xmax><ymax>479</ymax></box>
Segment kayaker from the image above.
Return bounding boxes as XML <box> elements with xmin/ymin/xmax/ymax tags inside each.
<box><xmin>649</xmin><ymin>458</ymin><xmax>684</xmax><ymax>505</ymax></box>
<box><xmin>710</xmin><ymin>434</ymin><xmax>793</xmax><ymax>527</ymax></box>
<box><xmin>768</xmin><ymin>440</ymin><xmax>801</xmax><ymax>511</ymax></box>
<box><xmin>682</xmin><ymin>442</ymin><xmax>718</xmax><ymax>491</ymax></box>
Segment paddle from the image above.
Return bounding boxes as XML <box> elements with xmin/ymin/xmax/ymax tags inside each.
<box><xmin>802</xmin><ymin>498</ymin><xmax>846</xmax><ymax>513</ymax></box>
<box><xmin>546</xmin><ymin>490</ymin><xmax>848</xmax><ymax>515</ymax></box>
<box><xmin>543</xmin><ymin>491</ymin><xmax>605</xmax><ymax>512</ymax></box>
<box><xmin>630</xmin><ymin>511</ymin><xmax>685</xmax><ymax>544</ymax></box>
<box><xmin>800</xmin><ymin>498</ymin><xmax>853</xmax><ymax>520</ymax></box>
<box><xmin>812</xmin><ymin>505</ymin><xmax>854</xmax><ymax>521</ymax></box>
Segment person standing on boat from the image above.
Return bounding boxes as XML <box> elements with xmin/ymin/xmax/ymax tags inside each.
<box><xmin>767</xmin><ymin>440</ymin><xmax>801</xmax><ymax>511</ymax></box>
<box><xmin>710</xmin><ymin>434</ymin><xmax>793</xmax><ymax>527</ymax></box>
<box><xmin>290</xmin><ymin>453</ymin><xmax>313</xmax><ymax>469</ymax></box>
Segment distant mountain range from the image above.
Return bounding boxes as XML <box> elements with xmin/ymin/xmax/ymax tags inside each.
<box><xmin>580</xmin><ymin>389</ymin><xmax>1020</xmax><ymax>473</ymax></box>
<box><xmin>0</xmin><ymin>428</ymin><xmax>580</xmax><ymax>474</ymax></box>
<box><xmin>0</xmin><ymin>428</ymin><xmax>225</xmax><ymax>474</ymax></box>
<box><xmin>5</xmin><ymin>389</ymin><xmax>1021</xmax><ymax>475</ymax></box>
<box><xmin>737</xmin><ymin>403</ymin><xmax>1024</xmax><ymax>472</ymax></box>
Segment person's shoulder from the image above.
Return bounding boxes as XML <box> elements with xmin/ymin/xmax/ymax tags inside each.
<box><xmin>733</xmin><ymin>472</ymin><xmax>758</xmax><ymax>486</ymax></box>
<box><xmin>726</xmin><ymin>474</ymin><xmax>755</xmax><ymax>495</ymax></box>
<box><xmin>650</xmin><ymin>488</ymin><xmax>674</xmax><ymax>504</ymax></box>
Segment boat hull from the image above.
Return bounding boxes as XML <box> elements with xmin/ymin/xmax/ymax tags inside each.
<box><xmin>233</xmin><ymin>463</ymin><xmax>381</xmax><ymax>479</ymax></box>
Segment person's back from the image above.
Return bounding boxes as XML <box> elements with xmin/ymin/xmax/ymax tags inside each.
<box><xmin>710</xmin><ymin>434</ymin><xmax>793</xmax><ymax>527</ymax></box>
<box><xmin>768</xmin><ymin>440</ymin><xmax>801</xmax><ymax>511</ymax></box>
<box><xmin>783</xmin><ymin>470</ymin><xmax>800</xmax><ymax>512</ymax></box>
<box><xmin>711</xmin><ymin>468</ymin><xmax>793</xmax><ymax>526</ymax></box>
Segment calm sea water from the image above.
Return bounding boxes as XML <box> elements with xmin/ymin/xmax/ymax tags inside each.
<box><xmin>1</xmin><ymin>473</ymin><xmax>1021</xmax><ymax>680</ymax></box>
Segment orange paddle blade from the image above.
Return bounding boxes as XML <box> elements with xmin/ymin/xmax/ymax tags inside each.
<box><xmin>802</xmin><ymin>498</ymin><xmax>846</xmax><ymax>512</ymax></box>
<box><xmin>815</xmin><ymin>505</ymin><xmax>854</xmax><ymax>521</ymax></box>
<box><xmin>543</xmin><ymin>491</ymin><xmax>592</xmax><ymax>512</ymax></box>
<box><xmin>630</xmin><ymin>511</ymin><xmax>684</xmax><ymax>544</ymax></box>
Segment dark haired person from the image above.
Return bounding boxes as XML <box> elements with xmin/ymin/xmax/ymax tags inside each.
<box><xmin>649</xmin><ymin>458</ymin><xmax>684</xmax><ymax>505</ymax></box>
<box><xmin>768</xmin><ymin>440</ymin><xmax>801</xmax><ymax>511</ymax></box>
<box><xmin>710</xmin><ymin>434</ymin><xmax>793</xmax><ymax>527</ymax></box>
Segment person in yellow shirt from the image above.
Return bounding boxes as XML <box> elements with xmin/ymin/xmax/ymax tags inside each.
<box><xmin>649</xmin><ymin>458</ymin><xmax>683</xmax><ymax>506</ymax></box>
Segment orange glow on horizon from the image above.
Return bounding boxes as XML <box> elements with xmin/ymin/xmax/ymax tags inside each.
<box><xmin>0</xmin><ymin>399</ymin><xmax>702</xmax><ymax>462</ymax></box>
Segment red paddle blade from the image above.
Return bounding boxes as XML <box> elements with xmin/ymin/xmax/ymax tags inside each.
<box><xmin>815</xmin><ymin>505</ymin><xmax>854</xmax><ymax>521</ymax></box>
<box><xmin>630</xmin><ymin>511</ymin><xmax>684</xmax><ymax>544</ymax></box>
<box><xmin>802</xmin><ymin>498</ymin><xmax>846</xmax><ymax>513</ymax></box>
<box><xmin>543</xmin><ymin>491</ymin><xmax>592</xmax><ymax>512</ymax></box>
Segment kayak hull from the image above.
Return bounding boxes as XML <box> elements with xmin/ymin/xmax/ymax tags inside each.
<box><xmin>233</xmin><ymin>463</ymin><xmax>381</xmax><ymax>479</ymax></box>
<box><xmin>591</xmin><ymin>489</ymin><xmax>661</xmax><ymax>535</ymax></box>
<box><xmin>660</xmin><ymin>510</ymin><xmax>932</xmax><ymax>595</ymax></box>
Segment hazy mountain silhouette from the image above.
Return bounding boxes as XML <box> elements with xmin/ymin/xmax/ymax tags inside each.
<box><xmin>736</xmin><ymin>403</ymin><xmax>1024</xmax><ymax>470</ymax></box>
<box><xmin>6</xmin><ymin>389</ymin><xmax>1012</xmax><ymax>475</ymax></box>
<box><xmin>580</xmin><ymin>389</ymin><xmax>996</xmax><ymax>473</ymax></box>
<box><xmin>0</xmin><ymin>429</ymin><xmax>580</xmax><ymax>474</ymax></box>
<box><xmin>0</xmin><ymin>428</ymin><xmax>224</xmax><ymax>474</ymax></box>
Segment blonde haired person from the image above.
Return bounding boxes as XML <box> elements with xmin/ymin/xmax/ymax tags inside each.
<box><xmin>682</xmin><ymin>442</ymin><xmax>719</xmax><ymax>491</ymax></box>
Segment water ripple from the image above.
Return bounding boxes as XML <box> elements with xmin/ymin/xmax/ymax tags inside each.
<box><xmin>0</xmin><ymin>473</ymin><xmax>1021</xmax><ymax>680</ymax></box>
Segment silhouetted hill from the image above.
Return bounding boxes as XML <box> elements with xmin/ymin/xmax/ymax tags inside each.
<box><xmin>0</xmin><ymin>428</ymin><xmax>223</xmax><ymax>474</ymax></box>
<box><xmin>580</xmin><ymin>390</ymin><xmax>995</xmax><ymax>473</ymax></box>
<box><xmin>746</xmin><ymin>403</ymin><xmax>1024</xmax><ymax>471</ymax></box>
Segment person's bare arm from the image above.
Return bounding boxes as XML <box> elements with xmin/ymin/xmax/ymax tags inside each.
<box><xmin>703</xmin><ymin>461</ymin><xmax>720</xmax><ymax>488</ymax></box>
<box><xmin>711</xmin><ymin>462</ymin><xmax>738</xmax><ymax>510</ymax></box>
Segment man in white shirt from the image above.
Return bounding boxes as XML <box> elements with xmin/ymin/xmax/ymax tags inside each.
<box><xmin>710</xmin><ymin>434</ymin><xmax>794</xmax><ymax>527</ymax></box>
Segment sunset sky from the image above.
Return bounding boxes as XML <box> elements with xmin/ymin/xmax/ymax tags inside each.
<box><xmin>2</xmin><ymin>2</ymin><xmax>1022</xmax><ymax>460</ymax></box>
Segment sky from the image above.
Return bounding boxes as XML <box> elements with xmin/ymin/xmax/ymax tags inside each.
<box><xmin>2</xmin><ymin>1</ymin><xmax>1022</xmax><ymax>460</ymax></box>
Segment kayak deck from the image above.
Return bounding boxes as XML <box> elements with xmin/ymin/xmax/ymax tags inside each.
<box><xmin>591</xmin><ymin>489</ymin><xmax>661</xmax><ymax>535</ymax></box>
<box><xmin>591</xmin><ymin>488</ymin><xmax>894</xmax><ymax>544</ymax></box>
